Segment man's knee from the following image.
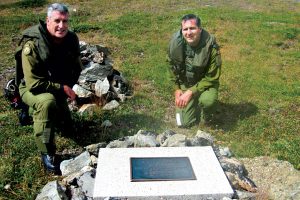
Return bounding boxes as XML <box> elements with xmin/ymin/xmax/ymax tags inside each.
<box><xmin>39</xmin><ymin>99</ymin><xmax>56</xmax><ymax>113</ymax></box>
<box><xmin>35</xmin><ymin>94</ymin><xmax>56</xmax><ymax>111</ymax></box>
<box><xmin>31</xmin><ymin>93</ymin><xmax>57</xmax><ymax>119</ymax></box>
<box><xmin>200</xmin><ymin>96</ymin><xmax>217</xmax><ymax>109</ymax></box>
<box><xmin>199</xmin><ymin>88</ymin><xmax>218</xmax><ymax>109</ymax></box>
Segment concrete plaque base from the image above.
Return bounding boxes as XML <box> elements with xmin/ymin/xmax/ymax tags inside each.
<box><xmin>93</xmin><ymin>146</ymin><xmax>233</xmax><ymax>200</ymax></box>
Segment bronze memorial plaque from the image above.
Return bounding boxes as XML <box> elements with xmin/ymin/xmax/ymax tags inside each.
<box><xmin>130</xmin><ymin>157</ymin><xmax>197</xmax><ymax>182</ymax></box>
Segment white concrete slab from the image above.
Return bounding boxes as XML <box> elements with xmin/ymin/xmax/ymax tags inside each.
<box><xmin>93</xmin><ymin>147</ymin><xmax>233</xmax><ymax>200</ymax></box>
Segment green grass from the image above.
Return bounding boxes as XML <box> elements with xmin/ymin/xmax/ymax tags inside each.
<box><xmin>0</xmin><ymin>0</ymin><xmax>299</xmax><ymax>199</ymax></box>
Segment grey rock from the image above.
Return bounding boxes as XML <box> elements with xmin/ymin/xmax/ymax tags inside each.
<box><xmin>225</xmin><ymin>172</ymin><xmax>240</xmax><ymax>191</ymax></box>
<box><xmin>136</xmin><ymin>129</ymin><xmax>157</xmax><ymax>137</ymax></box>
<box><xmin>234</xmin><ymin>190</ymin><xmax>257</xmax><ymax>200</ymax></box>
<box><xmin>73</xmin><ymin>84</ymin><xmax>93</xmax><ymax>98</ymax></box>
<box><xmin>79</xmin><ymin>43</ymin><xmax>109</xmax><ymax>66</ymax></box>
<box><xmin>62</xmin><ymin>166</ymin><xmax>95</xmax><ymax>186</ymax></box>
<box><xmin>102</xmin><ymin>100</ymin><xmax>119</xmax><ymax>110</ymax></box>
<box><xmin>95</xmin><ymin>78</ymin><xmax>110</xmax><ymax>97</ymax></box>
<box><xmin>35</xmin><ymin>181</ymin><xmax>68</xmax><ymax>200</ymax></box>
<box><xmin>133</xmin><ymin>130</ymin><xmax>159</xmax><ymax>147</ymax></box>
<box><xmin>220</xmin><ymin>157</ymin><xmax>248</xmax><ymax>177</ymax></box>
<box><xmin>161</xmin><ymin>133</ymin><xmax>187</xmax><ymax>147</ymax></box>
<box><xmin>90</xmin><ymin>155</ymin><xmax>98</xmax><ymax>167</ymax></box>
<box><xmin>70</xmin><ymin>186</ymin><xmax>87</xmax><ymax>200</ymax></box>
<box><xmin>225</xmin><ymin>171</ymin><xmax>257</xmax><ymax>193</ymax></box>
<box><xmin>79</xmin><ymin>41</ymin><xmax>87</xmax><ymax>51</ymax></box>
<box><xmin>85</xmin><ymin>142</ymin><xmax>107</xmax><ymax>155</ymax></box>
<box><xmin>219</xmin><ymin>147</ymin><xmax>233</xmax><ymax>158</ymax></box>
<box><xmin>93</xmin><ymin>51</ymin><xmax>105</xmax><ymax>64</ymax></box>
<box><xmin>79</xmin><ymin>62</ymin><xmax>113</xmax><ymax>82</ymax></box>
<box><xmin>189</xmin><ymin>130</ymin><xmax>214</xmax><ymax>146</ymax></box>
<box><xmin>106</xmin><ymin>136</ymin><xmax>134</xmax><ymax>148</ymax></box>
<box><xmin>77</xmin><ymin>171</ymin><xmax>95</xmax><ymax>198</ymax></box>
<box><xmin>214</xmin><ymin>146</ymin><xmax>233</xmax><ymax>159</ymax></box>
<box><xmin>221</xmin><ymin>158</ymin><xmax>258</xmax><ymax>192</ymax></box>
<box><xmin>60</xmin><ymin>151</ymin><xmax>92</xmax><ymax>176</ymax></box>
<box><xmin>117</xmin><ymin>93</ymin><xmax>126</xmax><ymax>102</ymax></box>
<box><xmin>111</xmin><ymin>74</ymin><xmax>129</xmax><ymax>95</ymax></box>
<box><xmin>95</xmin><ymin>44</ymin><xmax>110</xmax><ymax>56</ymax></box>
<box><xmin>156</xmin><ymin>129</ymin><xmax>176</xmax><ymax>145</ymax></box>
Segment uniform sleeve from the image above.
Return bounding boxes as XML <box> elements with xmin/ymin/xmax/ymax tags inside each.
<box><xmin>166</xmin><ymin>54</ymin><xmax>181</xmax><ymax>90</ymax></box>
<box><xmin>166</xmin><ymin>30</ymin><xmax>187</xmax><ymax>90</ymax></box>
<box><xmin>189</xmin><ymin>46</ymin><xmax>221</xmax><ymax>94</ymax></box>
<box><xmin>21</xmin><ymin>41</ymin><xmax>62</xmax><ymax>94</ymax></box>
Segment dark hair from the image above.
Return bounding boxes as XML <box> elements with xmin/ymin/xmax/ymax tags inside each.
<box><xmin>47</xmin><ymin>3</ymin><xmax>69</xmax><ymax>17</ymax></box>
<box><xmin>181</xmin><ymin>14</ymin><xmax>201</xmax><ymax>28</ymax></box>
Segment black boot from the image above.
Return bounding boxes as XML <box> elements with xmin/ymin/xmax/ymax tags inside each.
<box><xmin>18</xmin><ymin>104</ymin><xmax>33</xmax><ymax>126</ymax></box>
<box><xmin>41</xmin><ymin>154</ymin><xmax>60</xmax><ymax>174</ymax></box>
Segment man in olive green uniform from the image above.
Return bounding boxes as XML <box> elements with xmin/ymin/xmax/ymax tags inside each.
<box><xmin>17</xmin><ymin>3</ymin><xmax>82</xmax><ymax>173</ymax></box>
<box><xmin>167</xmin><ymin>14</ymin><xmax>222</xmax><ymax>127</ymax></box>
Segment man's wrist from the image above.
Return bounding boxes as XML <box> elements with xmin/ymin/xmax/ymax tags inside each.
<box><xmin>186</xmin><ymin>89</ymin><xmax>193</xmax><ymax>94</ymax></box>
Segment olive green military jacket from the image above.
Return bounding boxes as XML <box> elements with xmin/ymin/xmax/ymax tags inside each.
<box><xmin>167</xmin><ymin>29</ymin><xmax>222</xmax><ymax>95</ymax></box>
<box><xmin>18</xmin><ymin>20</ymin><xmax>82</xmax><ymax>97</ymax></box>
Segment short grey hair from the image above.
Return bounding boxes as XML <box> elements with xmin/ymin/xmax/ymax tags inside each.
<box><xmin>47</xmin><ymin>3</ymin><xmax>69</xmax><ymax>17</ymax></box>
<box><xmin>181</xmin><ymin>14</ymin><xmax>201</xmax><ymax>28</ymax></box>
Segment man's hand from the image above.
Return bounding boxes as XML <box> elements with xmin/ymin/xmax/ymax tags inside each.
<box><xmin>175</xmin><ymin>89</ymin><xmax>193</xmax><ymax>108</ymax></box>
<box><xmin>63</xmin><ymin>85</ymin><xmax>76</xmax><ymax>101</ymax></box>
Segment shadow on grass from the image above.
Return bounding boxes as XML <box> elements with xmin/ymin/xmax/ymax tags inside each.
<box><xmin>110</xmin><ymin>112</ymin><xmax>165</xmax><ymax>136</ymax></box>
<box><xmin>68</xmin><ymin>112</ymin><xmax>164</xmax><ymax>147</ymax></box>
<box><xmin>52</xmin><ymin>112</ymin><xmax>163</xmax><ymax>163</ymax></box>
<box><xmin>65</xmin><ymin>102</ymin><xmax>258</xmax><ymax>148</ymax></box>
<box><xmin>0</xmin><ymin>0</ymin><xmax>47</xmax><ymax>9</ymax></box>
<box><xmin>211</xmin><ymin>101</ymin><xmax>258</xmax><ymax>131</ymax></box>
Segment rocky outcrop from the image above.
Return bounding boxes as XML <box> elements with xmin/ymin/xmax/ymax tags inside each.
<box><xmin>70</xmin><ymin>42</ymin><xmax>131</xmax><ymax>114</ymax></box>
<box><xmin>241</xmin><ymin>157</ymin><xmax>300</xmax><ymax>200</ymax></box>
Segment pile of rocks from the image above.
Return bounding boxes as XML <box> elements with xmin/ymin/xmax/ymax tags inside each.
<box><xmin>70</xmin><ymin>41</ymin><xmax>131</xmax><ymax>114</ymax></box>
<box><xmin>36</xmin><ymin>129</ymin><xmax>260</xmax><ymax>200</ymax></box>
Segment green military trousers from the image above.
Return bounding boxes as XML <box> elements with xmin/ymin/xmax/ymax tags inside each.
<box><xmin>176</xmin><ymin>87</ymin><xmax>218</xmax><ymax>127</ymax></box>
<box><xmin>21</xmin><ymin>90</ymin><xmax>72</xmax><ymax>154</ymax></box>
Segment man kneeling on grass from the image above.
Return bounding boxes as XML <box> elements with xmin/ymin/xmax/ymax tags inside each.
<box><xmin>167</xmin><ymin>14</ymin><xmax>222</xmax><ymax>128</ymax></box>
<box><xmin>17</xmin><ymin>3</ymin><xmax>83</xmax><ymax>173</ymax></box>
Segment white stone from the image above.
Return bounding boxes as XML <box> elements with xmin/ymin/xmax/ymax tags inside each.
<box><xmin>4</xmin><ymin>184</ymin><xmax>10</xmax><ymax>190</ymax></box>
<box><xmin>36</xmin><ymin>181</ymin><xmax>67</xmax><ymax>200</ymax></box>
<box><xmin>102</xmin><ymin>100</ymin><xmax>119</xmax><ymax>110</ymax></box>
<box><xmin>78</xmin><ymin>104</ymin><xmax>97</xmax><ymax>116</ymax></box>
<box><xmin>72</xmin><ymin>84</ymin><xmax>93</xmax><ymax>98</ymax></box>
<box><xmin>91</xmin><ymin>155</ymin><xmax>98</xmax><ymax>166</ymax></box>
<box><xmin>95</xmin><ymin>78</ymin><xmax>110</xmax><ymax>97</ymax></box>
<box><xmin>60</xmin><ymin>151</ymin><xmax>92</xmax><ymax>176</ymax></box>
<box><xmin>93</xmin><ymin>147</ymin><xmax>233</xmax><ymax>199</ymax></box>
<box><xmin>62</xmin><ymin>166</ymin><xmax>95</xmax><ymax>185</ymax></box>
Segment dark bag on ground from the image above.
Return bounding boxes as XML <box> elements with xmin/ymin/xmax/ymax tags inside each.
<box><xmin>3</xmin><ymin>78</ymin><xmax>32</xmax><ymax>126</ymax></box>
